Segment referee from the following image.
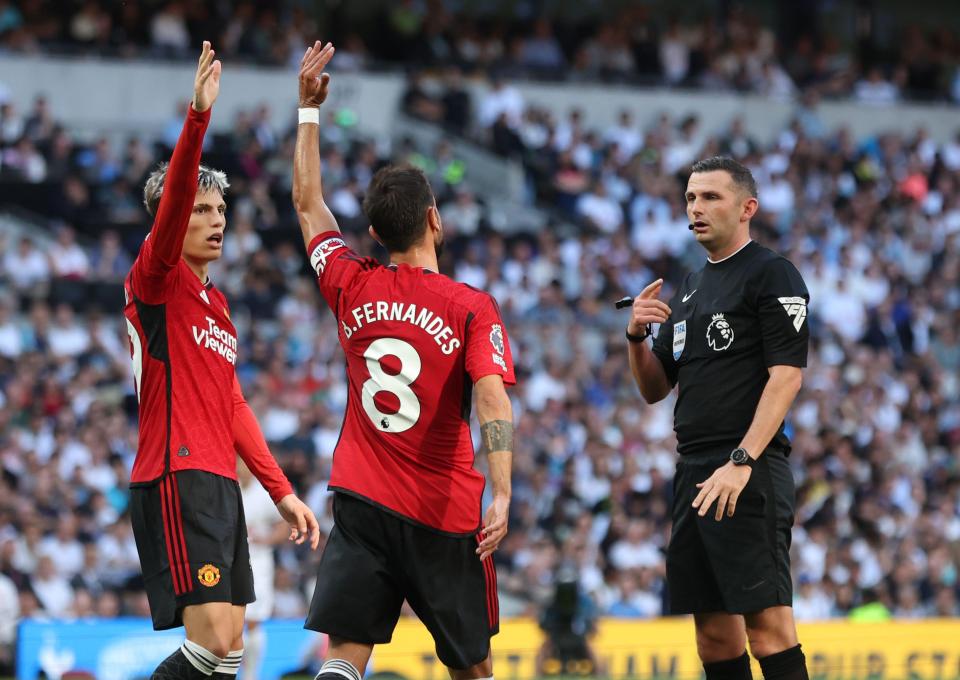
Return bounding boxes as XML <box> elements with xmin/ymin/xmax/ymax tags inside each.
<box><xmin>627</xmin><ymin>157</ymin><xmax>810</xmax><ymax>680</ymax></box>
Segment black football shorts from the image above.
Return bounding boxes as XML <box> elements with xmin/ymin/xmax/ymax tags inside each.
<box><xmin>306</xmin><ymin>492</ymin><xmax>498</xmax><ymax>670</ymax></box>
<box><xmin>667</xmin><ymin>447</ymin><xmax>795</xmax><ymax>615</ymax></box>
<box><xmin>130</xmin><ymin>469</ymin><xmax>255</xmax><ymax>630</ymax></box>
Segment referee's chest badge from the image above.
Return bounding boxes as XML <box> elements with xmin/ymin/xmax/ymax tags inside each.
<box><xmin>707</xmin><ymin>313</ymin><xmax>735</xmax><ymax>351</ymax></box>
<box><xmin>673</xmin><ymin>320</ymin><xmax>687</xmax><ymax>360</ymax></box>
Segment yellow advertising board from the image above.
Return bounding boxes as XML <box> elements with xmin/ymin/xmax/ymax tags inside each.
<box><xmin>369</xmin><ymin>618</ymin><xmax>960</xmax><ymax>680</ymax></box>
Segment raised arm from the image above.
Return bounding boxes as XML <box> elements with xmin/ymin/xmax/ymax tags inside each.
<box><xmin>474</xmin><ymin>374</ymin><xmax>513</xmax><ymax>561</ymax></box>
<box><xmin>292</xmin><ymin>41</ymin><xmax>339</xmax><ymax>251</ymax></box>
<box><xmin>627</xmin><ymin>279</ymin><xmax>674</xmax><ymax>403</ymax></box>
<box><xmin>140</xmin><ymin>42</ymin><xmax>220</xmax><ymax>279</ymax></box>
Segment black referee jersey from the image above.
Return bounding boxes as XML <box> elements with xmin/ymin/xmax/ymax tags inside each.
<box><xmin>651</xmin><ymin>240</ymin><xmax>810</xmax><ymax>455</ymax></box>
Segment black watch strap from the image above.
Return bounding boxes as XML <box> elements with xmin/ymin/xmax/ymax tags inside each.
<box><xmin>626</xmin><ymin>325</ymin><xmax>652</xmax><ymax>343</ymax></box>
<box><xmin>730</xmin><ymin>447</ymin><xmax>756</xmax><ymax>467</ymax></box>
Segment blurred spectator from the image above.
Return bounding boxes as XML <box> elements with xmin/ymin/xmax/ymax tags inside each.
<box><xmin>520</xmin><ymin>19</ymin><xmax>565</xmax><ymax>75</ymax></box>
<box><xmin>31</xmin><ymin>554</ymin><xmax>73</xmax><ymax>617</ymax></box>
<box><xmin>478</xmin><ymin>76</ymin><xmax>525</xmax><ymax>130</ymax></box>
<box><xmin>854</xmin><ymin>67</ymin><xmax>900</xmax><ymax>106</ymax></box>
<box><xmin>0</xmin><ymin>102</ymin><xmax>23</xmax><ymax>145</ymax></box>
<box><xmin>149</xmin><ymin>1</ymin><xmax>189</xmax><ymax>54</ymax></box>
<box><xmin>3</xmin><ymin>237</ymin><xmax>50</xmax><ymax>299</ymax></box>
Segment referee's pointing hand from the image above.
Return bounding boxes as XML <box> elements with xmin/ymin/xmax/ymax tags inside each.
<box><xmin>692</xmin><ymin>462</ymin><xmax>752</xmax><ymax>521</ymax></box>
<box><xmin>628</xmin><ymin>279</ymin><xmax>671</xmax><ymax>335</ymax></box>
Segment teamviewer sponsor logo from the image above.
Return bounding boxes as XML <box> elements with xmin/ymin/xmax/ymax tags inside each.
<box><xmin>310</xmin><ymin>237</ymin><xmax>346</xmax><ymax>276</ymax></box>
<box><xmin>192</xmin><ymin>316</ymin><xmax>238</xmax><ymax>365</ymax></box>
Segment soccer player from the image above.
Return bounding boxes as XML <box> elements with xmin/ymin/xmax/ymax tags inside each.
<box><xmin>626</xmin><ymin>157</ymin><xmax>810</xmax><ymax>680</ymax></box>
<box><xmin>293</xmin><ymin>42</ymin><xmax>515</xmax><ymax>680</ymax></box>
<box><xmin>123</xmin><ymin>42</ymin><xmax>320</xmax><ymax>680</ymax></box>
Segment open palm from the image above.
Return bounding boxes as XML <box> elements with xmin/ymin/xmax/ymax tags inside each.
<box><xmin>299</xmin><ymin>41</ymin><xmax>335</xmax><ymax>108</ymax></box>
<box><xmin>193</xmin><ymin>41</ymin><xmax>221</xmax><ymax>113</ymax></box>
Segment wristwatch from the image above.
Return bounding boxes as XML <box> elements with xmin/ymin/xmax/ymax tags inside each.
<box><xmin>730</xmin><ymin>447</ymin><xmax>756</xmax><ymax>468</ymax></box>
<box><xmin>625</xmin><ymin>324</ymin><xmax>652</xmax><ymax>343</ymax></box>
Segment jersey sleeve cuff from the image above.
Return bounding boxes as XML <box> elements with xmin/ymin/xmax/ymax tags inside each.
<box><xmin>268</xmin><ymin>482</ymin><xmax>295</xmax><ymax>505</ymax></box>
<box><xmin>764</xmin><ymin>356</ymin><xmax>807</xmax><ymax>368</ymax></box>
<box><xmin>187</xmin><ymin>104</ymin><xmax>213</xmax><ymax>124</ymax></box>
<box><xmin>470</xmin><ymin>369</ymin><xmax>517</xmax><ymax>386</ymax></box>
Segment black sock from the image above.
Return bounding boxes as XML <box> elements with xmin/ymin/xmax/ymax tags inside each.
<box><xmin>758</xmin><ymin>644</ymin><xmax>808</xmax><ymax>680</ymax></box>
<box><xmin>150</xmin><ymin>649</ymin><xmax>212</xmax><ymax>680</ymax></box>
<box><xmin>704</xmin><ymin>651</ymin><xmax>753</xmax><ymax>680</ymax></box>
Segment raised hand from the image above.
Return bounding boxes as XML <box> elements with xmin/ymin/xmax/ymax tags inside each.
<box><xmin>299</xmin><ymin>41</ymin><xmax>335</xmax><ymax>108</ymax></box>
<box><xmin>628</xmin><ymin>278</ymin><xmax>672</xmax><ymax>335</ymax></box>
<box><xmin>193</xmin><ymin>41</ymin><xmax>221</xmax><ymax>113</ymax></box>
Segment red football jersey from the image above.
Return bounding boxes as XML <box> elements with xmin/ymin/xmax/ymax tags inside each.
<box><xmin>124</xmin><ymin>105</ymin><xmax>291</xmax><ymax>502</ymax></box>
<box><xmin>307</xmin><ymin>232</ymin><xmax>516</xmax><ymax>534</ymax></box>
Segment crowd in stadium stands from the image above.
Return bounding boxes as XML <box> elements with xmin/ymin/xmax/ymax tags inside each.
<box><xmin>1</xmin><ymin>51</ymin><xmax>960</xmax><ymax>678</ymax></box>
<box><xmin>2</xmin><ymin>1</ymin><xmax>960</xmax><ymax>102</ymax></box>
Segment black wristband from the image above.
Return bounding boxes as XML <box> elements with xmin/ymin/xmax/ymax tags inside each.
<box><xmin>626</xmin><ymin>325</ymin><xmax>652</xmax><ymax>343</ymax></box>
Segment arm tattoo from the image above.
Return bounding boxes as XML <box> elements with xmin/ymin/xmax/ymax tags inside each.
<box><xmin>481</xmin><ymin>419</ymin><xmax>514</xmax><ymax>453</ymax></box>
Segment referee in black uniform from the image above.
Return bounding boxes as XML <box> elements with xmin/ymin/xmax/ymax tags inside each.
<box><xmin>627</xmin><ymin>157</ymin><xmax>810</xmax><ymax>680</ymax></box>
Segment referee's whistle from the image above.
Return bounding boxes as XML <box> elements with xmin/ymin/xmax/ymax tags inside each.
<box><xmin>615</xmin><ymin>296</ymin><xmax>633</xmax><ymax>310</ymax></box>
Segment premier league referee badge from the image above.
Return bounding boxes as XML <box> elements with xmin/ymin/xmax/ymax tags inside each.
<box><xmin>673</xmin><ymin>320</ymin><xmax>687</xmax><ymax>360</ymax></box>
<box><xmin>707</xmin><ymin>313</ymin><xmax>735</xmax><ymax>351</ymax></box>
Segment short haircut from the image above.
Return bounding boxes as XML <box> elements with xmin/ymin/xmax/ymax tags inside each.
<box><xmin>143</xmin><ymin>162</ymin><xmax>230</xmax><ymax>217</ymax></box>
<box><xmin>690</xmin><ymin>156</ymin><xmax>758</xmax><ymax>198</ymax></box>
<box><xmin>362</xmin><ymin>164</ymin><xmax>435</xmax><ymax>253</ymax></box>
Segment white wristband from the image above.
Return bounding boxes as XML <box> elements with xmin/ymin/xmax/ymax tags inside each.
<box><xmin>298</xmin><ymin>107</ymin><xmax>320</xmax><ymax>125</ymax></box>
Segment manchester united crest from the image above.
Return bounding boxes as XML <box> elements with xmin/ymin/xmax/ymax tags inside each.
<box><xmin>198</xmin><ymin>564</ymin><xmax>221</xmax><ymax>587</ymax></box>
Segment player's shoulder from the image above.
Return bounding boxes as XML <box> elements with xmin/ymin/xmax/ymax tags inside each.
<box><xmin>310</xmin><ymin>232</ymin><xmax>380</xmax><ymax>277</ymax></box>
<box><xmin>427</xmin><ymin>272</ymin><xmax>500</xmax><ymax>313</ymax></box>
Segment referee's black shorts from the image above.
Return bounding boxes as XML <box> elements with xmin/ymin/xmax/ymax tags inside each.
<box><xmin>130</xmin><ymin>469</ymin><xmax>255</xmax><ymax>630</ymax></box>
<box><xmin>306</xmin><ymin>492</ymin><xmax>499</xmax><ymax>670</ymax></box>
<box><xmin>667</xmin><ymin>447</ymin><xmax>795</xmax><ymax>615</ymax></box>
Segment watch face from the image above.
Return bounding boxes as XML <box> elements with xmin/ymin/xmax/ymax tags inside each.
<box><xmin>732</xmin><ymin>448</ymin><xmax>749</xmax><ymax>464</ymax></box>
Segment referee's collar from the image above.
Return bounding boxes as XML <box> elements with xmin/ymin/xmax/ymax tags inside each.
<box><xmin>707</xmin><ymin>239</ymin><xmax>753</xmax><ymax>265</ymax></box>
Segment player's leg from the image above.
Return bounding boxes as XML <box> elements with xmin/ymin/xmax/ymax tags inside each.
<box><xmin>448</xmin><ymin>651</ymin><xmax>492</xmax><ymax>680</ymax></box>
<box><xmin>209</xmin><ymin>605</ymin><xmax>246</xmax><ymax>680</ymax></box>
<box><xmin>402</xmin><ymin>525</ymin><xmax>498</xmax><ymax>679</ymax></box>
<box><xmin>148</xmin><ymin>471</ymin><xmax>253</xmax><ymax>680</ymax></box>
<box><xmin>316</xmin><ymin>638</ymin><xmax>373</xmax><ymax>680</ymax></box>
<box><xmin>129</xmin><ymin>481</ymin><xmax>223</xmax><ymax>680</ymax></box>
<box><xmin>305</xmin><ymin>493</ymin><xmax>404</xmax><ymax>680</ymax></box>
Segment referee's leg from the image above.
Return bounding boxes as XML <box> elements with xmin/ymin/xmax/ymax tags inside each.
<box><xmin>745</xmin><ymin>606</ymin><xmax>807</xmax><ymax>680</ymax></box>
<box><xmin>694</xmin><ymin>613</ymin><xmax>751</xmax><ymax>680</ymax></box>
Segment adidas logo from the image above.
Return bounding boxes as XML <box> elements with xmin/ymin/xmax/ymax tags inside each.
<box><xmin>778</xmin><ymin>296</ymin><xmax>807</xmax><ymax>332</ymax></box>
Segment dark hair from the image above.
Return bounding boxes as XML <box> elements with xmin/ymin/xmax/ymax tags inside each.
<box><xmin>362</xmin><ymin>164</ymin><xmax>435</xmax><ymax>253</ymax></box>
<box><xmin>690</xmin><ymin>156</ymin><xmax>757</xmax><ymax>198</ymax></box>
